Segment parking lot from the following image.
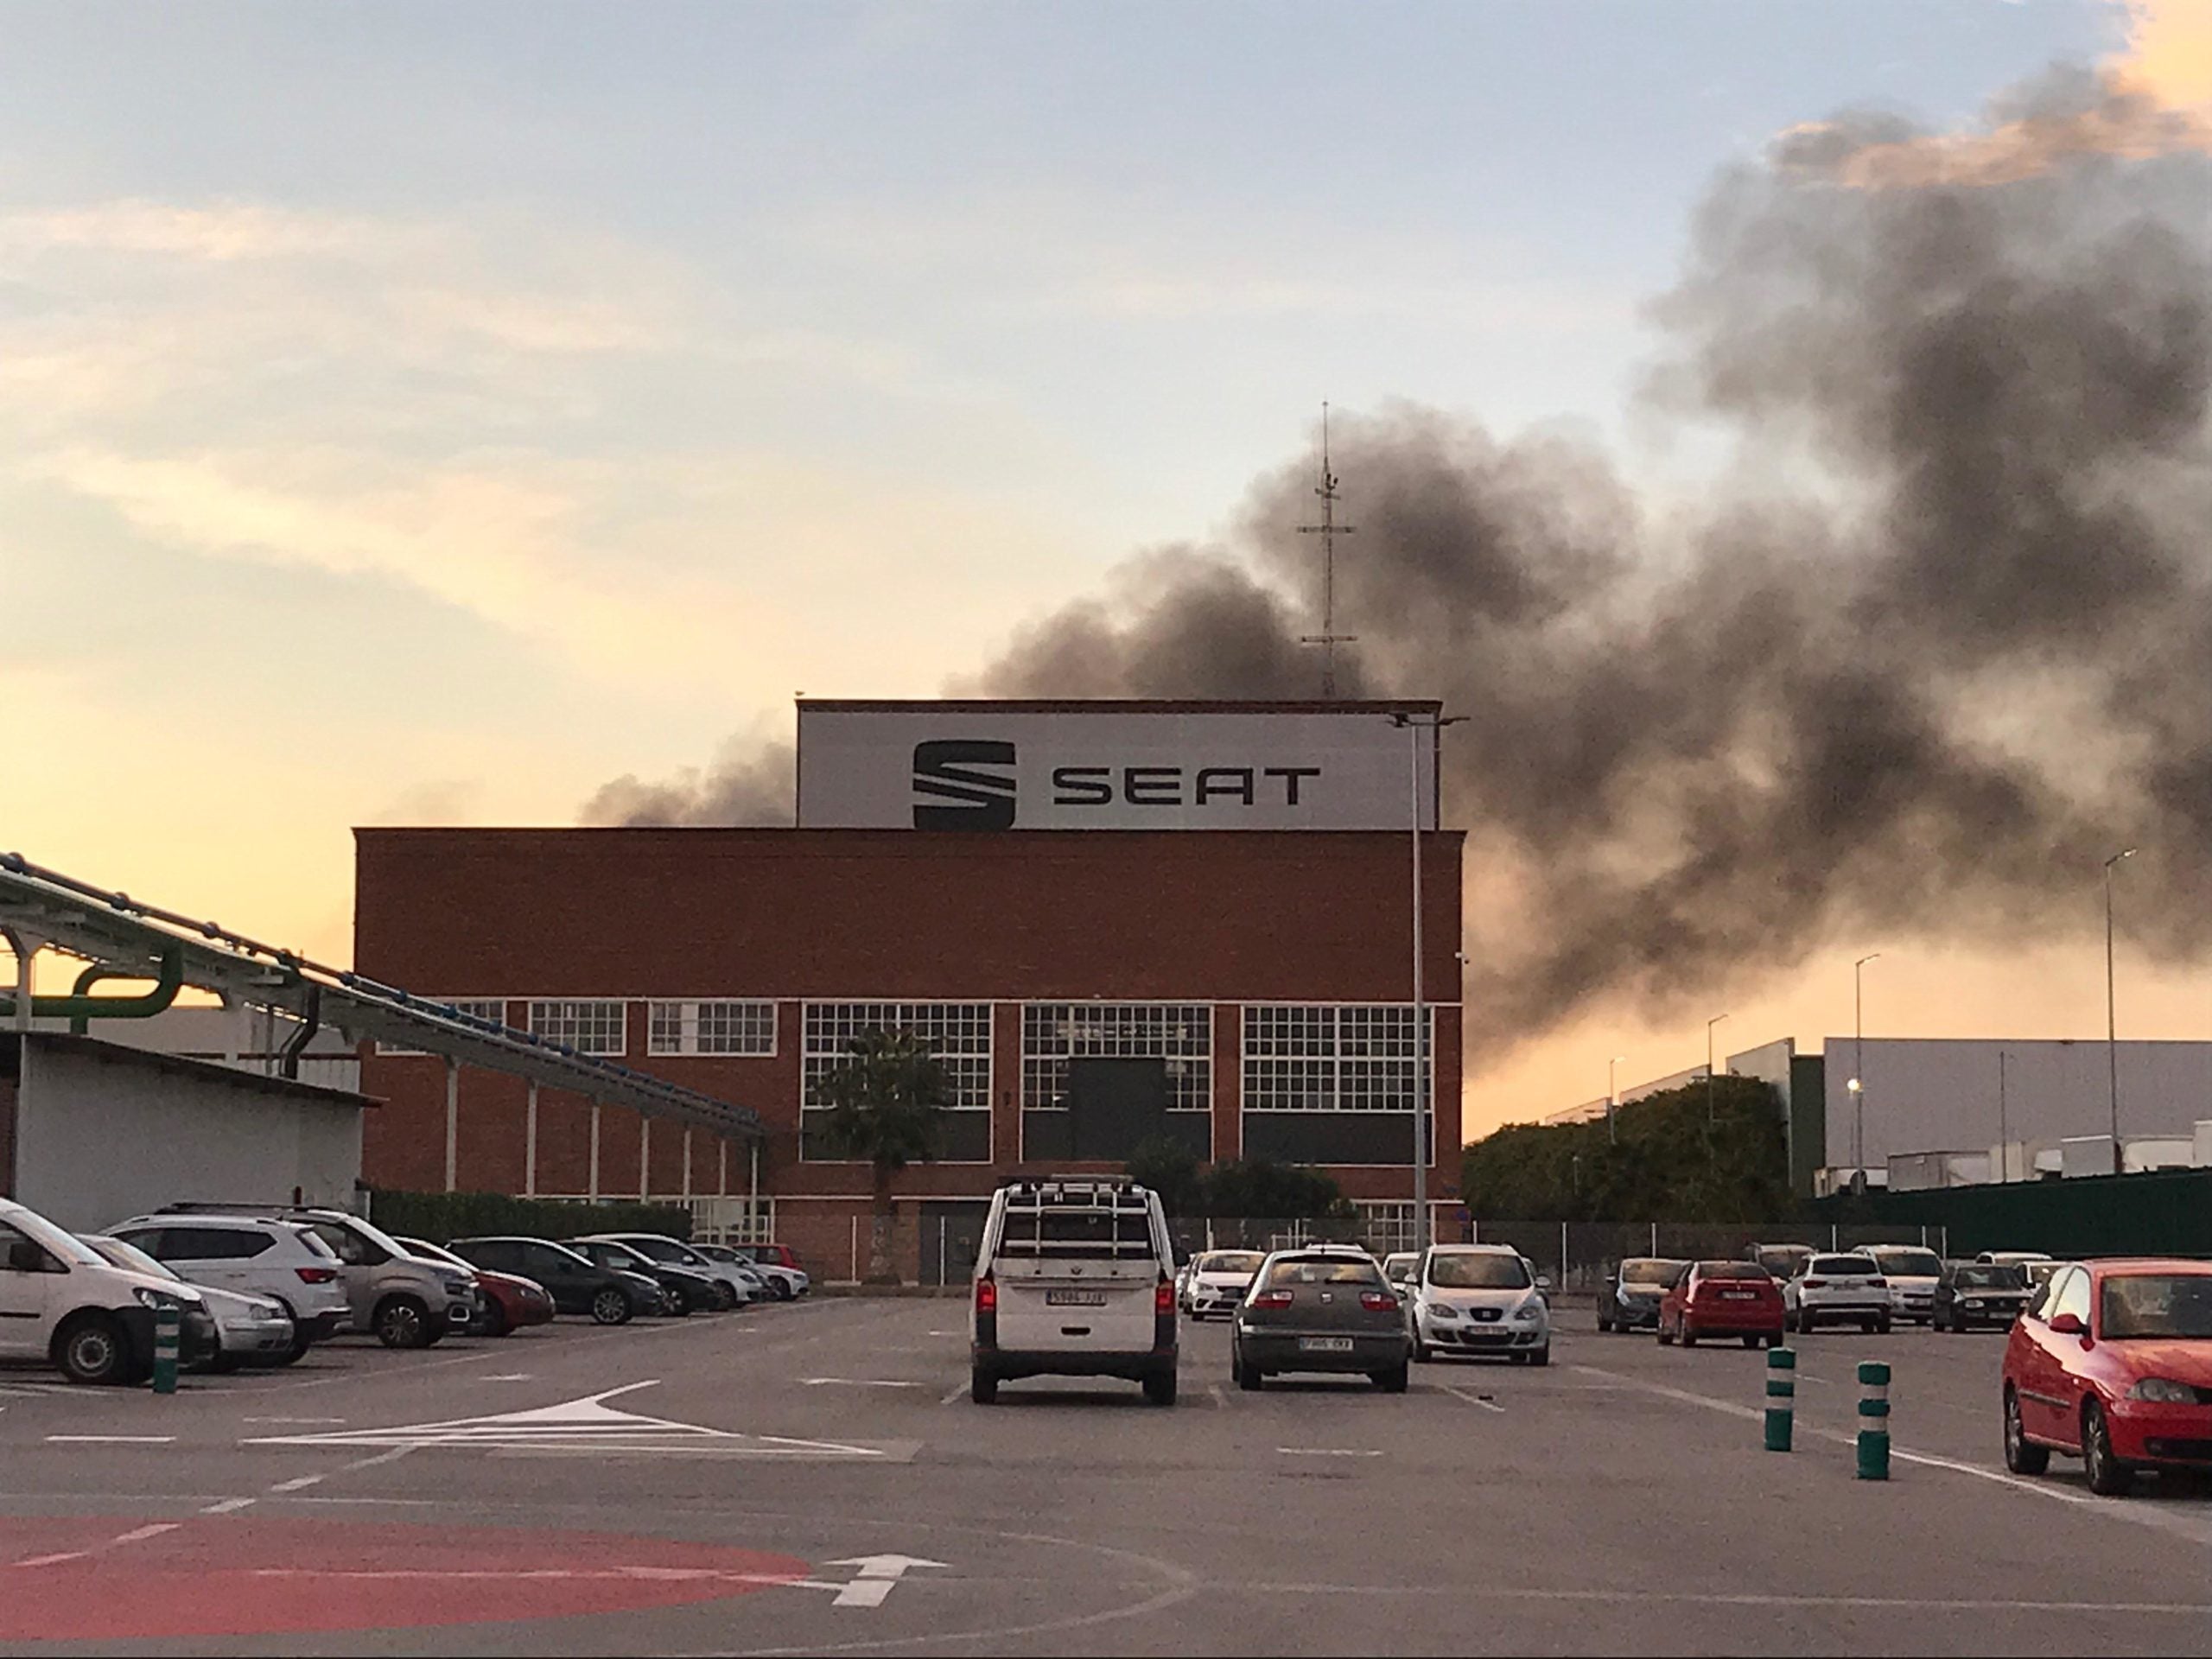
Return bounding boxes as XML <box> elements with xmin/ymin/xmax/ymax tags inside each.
<box><xmin>3</xmin><ymin>1298</ymin><xmax>2209</xmax><ymax>1656</ymax></box>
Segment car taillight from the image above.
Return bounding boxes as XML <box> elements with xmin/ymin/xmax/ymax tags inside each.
<box><xmin>1251</xmin><ymin>1289</ymin><xmax>1294</xmax><ymax>1309</ymax></box>
<box><xmin>295</xmin><ymin>1267</ymin><xmax>338</xmax><ymax>1284</ymax></box>
<box><xmin>1155</xmin><ymin>1280</ymin><xmax>1174</xmax><ymax>1315</ymax></box>
<box><xmin>1869</xmin><ymin>1277</ymin><xmax>1887</xmax><ymax>1287</ymax></box>
<box><xmin>1803</xmin><ymin>1279</ymin><xmax>1827</xmax><ymax>1289</ymax></box>
<box><xmin>1361</xmin><ymin>1291</ymin><xmax>1399</xmax><ymax>1312</ymax></box>
<box><xmin>974</xmin><ymin>1275</ymin><xmax>996</xmax><ymax>1314</ymax></box>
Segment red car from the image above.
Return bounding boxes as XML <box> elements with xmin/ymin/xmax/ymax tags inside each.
<box><xmin>750</xmin><ymin>1243</ymin><xmax>804</xmax><ymax>1274</ymax></box>
<box><xmin>2003</xmin><ymin>1258</ymin><xmax>2212</xmax><ymax>1496</ymax></box>
<box><xmin>1657</xmin><ymin>1261</ymin><xmax>1785</xmax><ymax>1349</ymax></box>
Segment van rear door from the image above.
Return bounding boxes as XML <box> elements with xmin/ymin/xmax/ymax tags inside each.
<box><xmin>988</xmin><ymin>1187</ymin><xmax>1162</xmax><ymax>1354</ymax></box>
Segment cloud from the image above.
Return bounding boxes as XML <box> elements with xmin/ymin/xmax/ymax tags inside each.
<box><xmin>0</xmin><ymin>199</ymin><xmax>374</xmax><ymax>262</ymax></box>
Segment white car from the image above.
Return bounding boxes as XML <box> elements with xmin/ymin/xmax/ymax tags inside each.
<box><xmin>111</xmin><ymin>1211</ymin><xmax>369</xmax><ymax>1355</ymax></box>
<box><xmin>1381</xmin><ymin>1252</ymin><xmax>1420</xmax><ymax>1292</ymax></box>
<box><xmin>1978</xmin><ymin>1249</ymin><xmax>2054</xmax><ymax>1272</ymax></box>
<box><xmin>1406</xmin><ymin>1243</ymin><xmax>1552</xmax><ymax>1365</ymax></box>
<box><xmin>0</xmin><ymin>1198</ymin><xmax>219</xmax><ymax>1383</ymax></box>
<box><xmin>80</xmin><ymin>1234</ymin><xmax>298</xmax><ymax>1370</ymax></box>
<box><xmin>700</xmin><ymin>1243</ymin><xmax>808</xmax><ymax>1300</ymax></box>
<box><xmin>587</xmin><ymin>1233</ymin><xmax>756</xmax><ymax>1306</ymax></box>
<box><xmin>969</xmin><ymin>1177</ymin><xmax>1178</xmax><ymax>1406</ymax></box>
<box><xmin>1859</xmin><ymin>1245</ymin><xmax>1943</xmax><ymax>1324</ymax></box>
<box><xmin>1783</xmin><ymin>1253</ymin><xmax>1892</xmax><ymax>1334</ymax></box>
<box><xmin>1179</xmin><ymin>1249</ymin><xmax>1265</xmax><ymax>1319</ymax></box>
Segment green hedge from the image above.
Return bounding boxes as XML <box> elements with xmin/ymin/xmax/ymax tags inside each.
<box><xmin>363</xmin><ymin>1190</ymin><xmax>694</xmax><ymax>1246</ymax></box>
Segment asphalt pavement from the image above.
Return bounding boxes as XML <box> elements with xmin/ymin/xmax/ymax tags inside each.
<box><xmin>2</xmin><ymin>1299</ymin><xmax>2209</xmax><ymax>1656</ymax></box>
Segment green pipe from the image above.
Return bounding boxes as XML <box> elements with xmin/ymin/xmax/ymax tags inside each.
<box><xmin>0</xmin><ymin>943</ymin><xmax>184</xmax><ymax>1031</ymax></box>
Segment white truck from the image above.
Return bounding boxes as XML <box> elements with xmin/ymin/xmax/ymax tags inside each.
<box><xmin>969</xmin><ymin>1177</ymin><xmax>1179</xmax><ymax>1406</ymax></box>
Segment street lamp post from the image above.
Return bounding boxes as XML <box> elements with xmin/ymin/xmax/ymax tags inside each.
<box><xmin>1393</xmin><ymin>710</ymin><xmax>1464</xmax><ymax>1257</ymax></box>
<box><xmin>1852</xmin><ymin>952</ymin><xmax>1880</xmax><ymax>1176</ymax></box>
<box><xmin>1608</xmin><ymin>1054</ymin><xmax>1626</xmax><ymax>1147</ymax></box>
<box><xmin>2106</xmin><ymin>849</ymin><xmax>2137</xmax><ymax>1174</ymax></box>
<box><xmin>1998</xmin><ymin>1050</ymin><xmax>2010</xmax><ymax>1184</ymax></box>
<box><xmin>1706</xmin><ymin>1015</ymin><xmax>1728</xmax><ymax>1128</ymax></box>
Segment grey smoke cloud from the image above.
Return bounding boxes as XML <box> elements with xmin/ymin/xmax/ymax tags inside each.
<box><xmin>580</xmin><ymin>738</ymin><xmax>795</xmax><ymax>828</ymax></box>
<box><xmin>584</xmin><ymin>67</ymin><xmax>2212</xmax><ymax>1059</ymax></box>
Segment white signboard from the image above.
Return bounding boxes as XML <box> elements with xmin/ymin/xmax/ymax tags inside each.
<box><xmin>797</xmin><ymin>704</ymin><xmax>1438</xmax><ymax>830</ymax></box>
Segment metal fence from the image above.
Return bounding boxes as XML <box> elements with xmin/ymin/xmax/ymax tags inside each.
<box><xmin>1470</xmin><ymin>1221</ymin><xmax>1949</xmax><ymax>1296</ymax></box>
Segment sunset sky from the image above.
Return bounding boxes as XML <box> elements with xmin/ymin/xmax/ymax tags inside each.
<box><xmin>5</xmin><ymin>1</ymin><xmax>2207</xmax><ymax>1137</ymax></box>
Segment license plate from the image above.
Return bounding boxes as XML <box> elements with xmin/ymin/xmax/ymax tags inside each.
<box><xmin>1299</xmin><ymin>1337</ymin><xmax>1353</xmax><ymax>1352</ymax></box>
<box><xmin>1720</xmin><ymin>1291</ymin><xmax>1755</xmax><ymax>1300</ymax></box>
<box><xmin>1046</xmin><ymin>1289</ymin><xmax>1107</xmax><ymax>1306</ymax></box>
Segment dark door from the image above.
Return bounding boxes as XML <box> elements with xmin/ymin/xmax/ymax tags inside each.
<box><xmin>918</xmin><ymin>1201</ymin><xmax>988</xmax><ymax>1287</ymax></box>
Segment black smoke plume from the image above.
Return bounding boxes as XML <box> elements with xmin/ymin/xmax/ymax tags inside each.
<box><xmin>587</xmin><ymin>68</ymin><xmax>2212</xmax><ymax>1061</ymax></box>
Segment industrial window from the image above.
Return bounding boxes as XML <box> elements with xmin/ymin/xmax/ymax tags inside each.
<box><xmin>1021</xmin><ymin>1004</ymin><xmax>1212</xmax><ymax>1114</ymax></box>
<box><xmin>801</xmin><ymin>1002</ymin><xmax>993</xmax><ymax>1115</ymax></box>
<box><xmin>528</xmin><ymin>999</ymin><xmax>629</xmax><ymax>1057</ymax></box>
<box><xmin>1243</xmin><ymin>1005</ymin><xmax>1429</xmax><ymax>1112</ymax></box>
<box><xmin>647</xmin><ymin>1000</ymin><xmax>777</xmax><ymax>1057</ymax></box>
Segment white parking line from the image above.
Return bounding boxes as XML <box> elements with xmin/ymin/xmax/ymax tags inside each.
<box><xmin>939</xmin><ymin>1382</ymin><xmax>969</xmax><ymax>1406</ymax></box>
<box><xmin>269</xmin><ymin>1475</ymin><xmax>325</xmax><ymax>1493</ymax></box>
<box><xmin>43</xmin><ymin>1434</ymin><xmax>175</xmax><ymax>1445</ymax></box>
<box><xmin>1275</xmin><ymin>1447</ymin><xmax>1382</xmax><ymax>1458</ymax></box>
<box><xmin>1439</xmin><ymin>1385</ymin><xmax>1505</xmax><ymax>1413</ymax></box>
<box><xmin>200</xmin><ymin>1497</ymin><xmax>257</xmax><ymax>1515</ymax></box>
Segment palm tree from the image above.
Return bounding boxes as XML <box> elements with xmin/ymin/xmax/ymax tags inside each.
<box><xmin>807</xmin><ymin>1028</ymin><xmax>952</xmax><ymax>1283</ymax></box>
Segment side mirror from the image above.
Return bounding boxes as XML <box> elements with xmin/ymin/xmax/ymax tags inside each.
<box><xmin>2050</xmin><ymin>1312</ymin><xmax>2087</xmax><ymax>1337</ymax></box>
<box><xmin>1535</xmin><ymin>1274</ymin><xmax>1554</xmax><ymax>1292</ymax></box>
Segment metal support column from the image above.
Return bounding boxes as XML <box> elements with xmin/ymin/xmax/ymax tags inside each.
<box><xmin>639</xmin><ymin>1117</ymin><xmax>652</xmax><ymax>1201</ymax></box>
<box><xmin>682</xmin><ymin>1127</ymin><xmax>694</xmax><ymax>1202</ymax></box>
<box><xmin>524</xmin><ymin>1083</ymin><xmax>539</xmax><ymax>1198</ymax></box>
<box><xmin>588</xmin><ymin>1103</ymin><xmax>601</xmax><ymax>1199</ymax></box>
<box><xmin>443</xmin><ymin>1058</ymin><xmax>460</xmax><ymax>1193</ymax></box>
<box><xmin>749</xmin><ymin>1141</ymin><xmax>761</xmax><ymax>1240</ymax></box>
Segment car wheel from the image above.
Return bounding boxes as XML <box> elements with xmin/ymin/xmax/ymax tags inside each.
<box><xmin>1876</xmin><ymin>1317</ymin><xmax>1892</xmax><ymax>1335</ymax></box>
<box><xmin>54</xmin><ymin>1313</ymin><xmax>133</xmax><ymax>1385</ymax></box>
<box><xmin>1740</xmin><ymin>1335</ymin><xmax>1761</xmax><ymax>1349</ymax></box>
<box><xmin>1529</xmin><ymin>1346</ymin><xmax>1550</xmax><ymax>1369</ymax></box>
<box><xmin>970</xmin><ymin>1366</ymin><xmax>998</xmax><ymax>1405</ymax></box>
<box><xmin>1411</xmin><ymin>1333</ymin><xmax>1431</xmax><ymax>1363</ymax></box>
<box><xmin>774</xmin><ymin>1280</ymin><xmax>795</xmax><ymax>1302</ymax></box>
<box><xmin>1236</xmin><ymin>1351</ymin><xmax>1263</xmax><ymax>1391</ymax></box>
<box><xmin>1681</xmin><ymin>1325</ymin><xmax>1699</xmax><ymax>1348</ymax></box>
<box><xmin>1656</xmin><ymin>1319</ymin><xmax>1675</xmax><ymax>1346</ymax></box>
<box><xmin>479</xmin><ymin>1298</ymin><xmax>510</xmax><ymax>1339</ymax></box>
<box><xmin>2003</xmin><ymin>1386</ymin><xmax>2049</xmax><ymax>1475</ymax></box>
<box><xmin>372</xmin><ymin>1295</ymin><xmax>433</xmax><ymax>1350</ymax></box>
<box><xmin>1597</xmin><ymin>1309</ymin><xmax>1612</xmax><ymax>1333</ymax></box>
<box><xmin>1143</xmin><ymin>1370</ymin><xmax>1178</xmax><ymax>1407</ymax></box>
<box><xmin>2082</xmin><ymin>1402</ymin><xmax>2134</xmax><ymax>1497</ymax></box>
<box><xmin>714</xmin><ymin>1283</ymin><xmax>740</xmax><ymax>1312</ymax></box>
<box><xmin>590</xmin><ymin>1287</ymin><xmax>634</xmax><ymax>1325</ymax></box>
<box><xmin>1800</xmin><ymin>1311</ymin><xmax>1817</xmax><ymax>1335</ymax></box>
<box><xmin>1372</xmin><ymin>1363</ymin><xmax>1410</xmax><ymax>1393</ymax></box>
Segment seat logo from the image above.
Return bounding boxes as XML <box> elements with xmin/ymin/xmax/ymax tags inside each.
<box><xmin>912</xmin><ymin>739</ymin><xmax>1017</xmax><ymax>830</ymax></box>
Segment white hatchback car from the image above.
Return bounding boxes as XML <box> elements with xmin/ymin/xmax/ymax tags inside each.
<box><xmin>1179</xmin><ymin>1249</ymin><xmax>1266</xmax><ymax>1319</ymax></box>
<box><xmin>1783</xmin><ymin>1253</ymin><xmax>1892</xmax><ymax>1334</ymax></box>
<box><xmin>1859</xmin><ymin>1244</ymin><xmax>1943</xmax><ymax>1325</ymax></box>
<box><xmin>1407</xmin><ymin>1243</ymin><xmax>1552</xmax><ymax>1365</ymax></box>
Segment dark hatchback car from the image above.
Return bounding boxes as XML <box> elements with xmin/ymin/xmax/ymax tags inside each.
<box><xmin>568</xmin><ymin>1236</ymin><xmax>720</xmax><ymax>1314</ymax></box>
<box><xmin>1231</xmin><ymin>1248</ymin><xmax>1410</xmax><ymax>1393</ymax></box>
<box><xmin>1598</xmin><ymin>1257</ymin><xmax>1687</xmax><ymax>1332</ymax></box>
<box><xmin>447</xmin><ymin>1236</ymin><xmax>663</xmax><ymax>1324</ymax></box>
<box><xmin>1934</xmin><ymin>1261</ymin><xmax>2031</xmax><ymax>1332</ymax></box>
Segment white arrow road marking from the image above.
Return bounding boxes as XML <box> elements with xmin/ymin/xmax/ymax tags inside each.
<box><xmin>1440</xmin><ymin>1385</ymin><xmax>1506</xmax><ymax>1414</ymax></box>
<box><xmin>241</xmin><ymin>1382</ymin><xmax>894</xmax><ymax>1459</ymax></box>
<box><xmin>1274</xmin><ymin>1447</ymin><xmax>1382</xmax><ymax>1457</ymax></box>
<box><xmin>821</xmin><ymin>1555</ymin><xmax>948</xmax><ymax>1608</ymax></box>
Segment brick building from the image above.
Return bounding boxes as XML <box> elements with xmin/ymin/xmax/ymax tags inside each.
<box><xmin>354</xmin><ymin>701</ymin><xmax>1463</xmax><ymax>1277</ymax></box>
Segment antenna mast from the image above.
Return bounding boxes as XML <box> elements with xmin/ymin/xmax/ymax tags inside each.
<box><xmin>1297</xmin><ymin>401</ymin><xmax>1357</xmax><ymax>696</ymax></box>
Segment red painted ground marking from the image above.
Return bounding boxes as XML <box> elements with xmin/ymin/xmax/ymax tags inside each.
<box><xmin>0</xmin><ymin>1516</ymin><xmax>811</xmax><ymax>1641</ymax></box>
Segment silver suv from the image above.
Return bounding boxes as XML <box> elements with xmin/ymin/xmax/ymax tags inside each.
<box><xmin>143</xmin><ymin>1206</ymin><xmax>474</xmax><ymax>1349</ymax></box>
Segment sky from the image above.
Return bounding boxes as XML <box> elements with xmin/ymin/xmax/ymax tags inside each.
<box><xmin>3</xmin><ymin>1</ymin><xmax>2207</xmax><ymax>1137</ymax></box>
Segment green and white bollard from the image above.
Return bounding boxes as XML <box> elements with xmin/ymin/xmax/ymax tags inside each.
<box><xmin>1764</xmin><ymin>1345</ymin><xmax>1796</xmax><ymax>1451</ymax></box>
<box><xmin>151</xmin><ymin>1302</ymin><xmax>181</xmax><ymax>1396</ymax></box>
<box><xmin>1855</xmin><ymin>1358</ymin><xmax>1890</xmax><ymax>1479</ymax></box>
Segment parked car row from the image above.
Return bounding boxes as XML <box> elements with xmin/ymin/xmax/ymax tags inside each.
<box><xmin>0</xmin><ymin>1193</ymin><xmax>807</xmax><ymax>1386</ymax></box>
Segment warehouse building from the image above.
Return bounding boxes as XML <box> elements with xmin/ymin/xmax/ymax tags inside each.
<box><xmin>353</xmin><ymin>700</ymin><xmax>1464</xmax><ymax>1275</ymax></box>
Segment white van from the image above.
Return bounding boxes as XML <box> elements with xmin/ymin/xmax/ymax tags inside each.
<box><xmin>0</xmin><ymin>1197</ymin><xmax>219</xmax><ymax>1383</ymax></box>
<box><xmin>969</xmin><ymin>1177</ymin><xmax>1178</xmax><ymax>1406</ymax></box>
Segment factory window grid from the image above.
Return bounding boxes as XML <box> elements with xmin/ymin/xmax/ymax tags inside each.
<box><xmin>648</xmin><ymin>1000</ymin><xmax>777</xmax><ymax>1057</ymax></box>
<box><xmin>376</xmin><ymin>997</ymin><xmax>510</xmax><ymax>1056</ymax></box>
<box><xmin>527</xmin><ymin>998</ymin><xmax>629</xmax><ymax>1057</ymax></box>
<box><xmin>802</xmin><ymin>1001</ymin><xmax>993</xmax><ymax>1114</ymax></box>
<box><xmin>1020</xmin><ymin>1004</ymin><xmax>1213</xmax><ymax>1113</ymax></box>
<box><xmin>1243</xmin><ymin>1005</ymin><xmax>1430</xmax><ymax>1112</ymax></box>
